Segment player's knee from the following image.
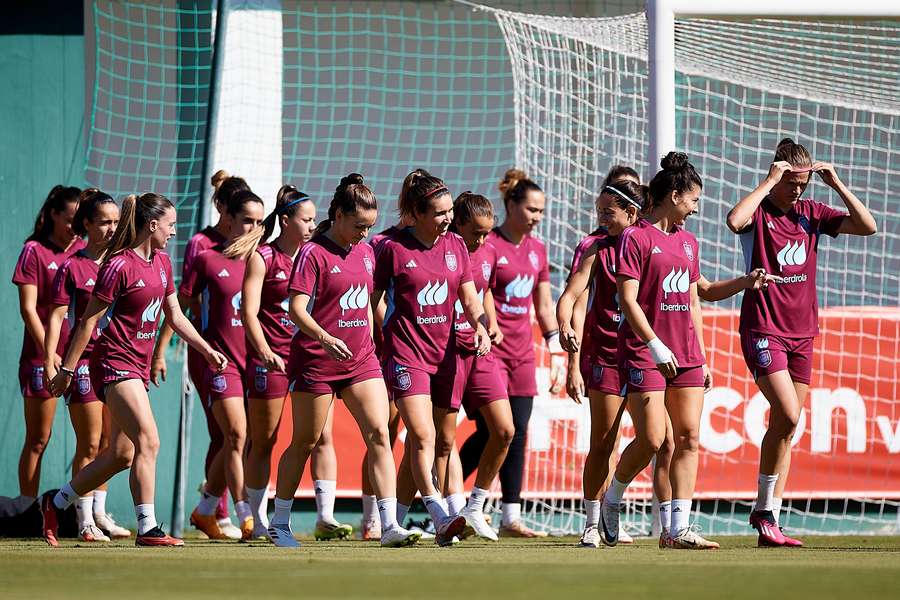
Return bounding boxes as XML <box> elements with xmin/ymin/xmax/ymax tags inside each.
<box><xmin>770</xmin><ymin>410</ymin><xmax>800</xmax><ymax>438</ymax></box>
<box><xmin>494</xmin><ymin>424</ymin><xmax>515</xmax><ymax>449</ymax></box>
<box><xmin>367</xmin><ymin>424</ymin><xmax>391</xmax><ymax>450</ymax></box>
<box><xmin>656</xmin><ymin>433</ymin><xmax>675</xmax><ymax>460</ymax></box>
<box><xmin>78</xmin><ymin>438</ymin><xmax>102</xmax><ymax>461</ymax></box>
<box><xmin>24</xmin><ymin>434</ymin><xmax>51</xmax><ymax>456</ymax></box>
<box><xmin>113</xmin><ymin>444</ymin><xmax>135</xmax><ymax>470</ymax></box>
<box><xmin>673</xmin><ymin>429</ymin><xmax>700</xmax><ymax>453</ymax></box>
<box><xmin>136</xmin><ymin>431</ymin><xmax>161</xmax><ymax>458</ymax></box>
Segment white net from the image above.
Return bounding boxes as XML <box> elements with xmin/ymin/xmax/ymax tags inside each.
<box><xmin>481</xmin><ymin>5</ymin><xmax>900</xmax><ymax>535</ymax></box>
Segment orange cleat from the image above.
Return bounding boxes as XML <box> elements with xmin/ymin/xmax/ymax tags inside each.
<box><xmin>190</xmin><ymin>508</ymin><xmax>228</xmax><ymax>540</ymax></box>
<box><xmin>240</xmin><ymin>516</ymin><xmax>255</xmax><ymax>541</ymax></box>
<box><xmin>136</xmin><ymin>526</ymin><xmax>184</xmax><ymax>547</ymax></box>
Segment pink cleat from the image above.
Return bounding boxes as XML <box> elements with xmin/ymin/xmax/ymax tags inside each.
<box><xmin>779</xmin><ymin>528</ymin><xmax>804</xmax><ymax>547</ymax></box>
<box><xmin>750</xmin><ymin>510</ymin><xmax>785</xmax><ymax>547</ymax></box>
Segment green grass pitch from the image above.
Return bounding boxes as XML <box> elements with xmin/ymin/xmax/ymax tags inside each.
<box><xmin>2</xmin><ymin>536</ymin><xmax>898</xmax><ymax>599</ymax></box>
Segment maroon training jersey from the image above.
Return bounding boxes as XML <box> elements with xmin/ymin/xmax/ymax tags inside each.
<box><xmin>253</xmin><ymin>242</ymin><xmax>297</xmax><ymax>358</ymax></box>
<box><xmin>288</xmin><ymin>234</ymin><xmax>377</xmax><ymax>380</ymax></box>
<box><xmin>370</xmin><ymin>225</ymin><xmax>401</xmax><ymax>252</ymax></box>
<box><xmin>454</xmin><ymin>241</ymin><xmax>497</xmax><ymax>352</ymax></box>
<box><xmin>92</xmin><ymin>249</ymin><xmax>175</xmax><ymax>381</ymax></box>
<box><xmin>739</xmin><ymin>197</ymin><xmax>846</xmax><ymax>338</ymax></box>
<box><xmin>374</xmin><ymin>229</ymin><xmax>472</xmax><ymax>373</ymax></box>
<box><xmin>568</xmin><ymin>228</ymin><xmax>604</xmax><ymax>279</ymax></box>
<box><xmin>12</xmin><ymin>237</ymin><xmax>86</xmax><ymax>362</ymax></box>
<box><xmin>616</xmin><ymin>222</ymin><xmax>704</xmax><ymax>370</ymax></box>
<box><xmin>50</xmin><ymin>250</ymin><xmax>101</xmax><ymax>358</ymax></box>
<box><xmin>180</xmin><ymin>246</ymin><xmax>247</xmax><ymax>372</ymax></box>
<box><xmin>583</xmin><ymin>230</ymin><xmax>624</xmax><ymax>367</ymax></box>
<box><xmin>183</xmin><ymin>226</ymin><xmax>226</xmax><ymax>281</ymax></box>
<box><xmin>488</xmin><ymin>228</ymin><xmax>550</xmax><ymax>363</ymax></box>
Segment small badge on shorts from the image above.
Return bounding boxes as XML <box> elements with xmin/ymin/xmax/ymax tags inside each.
<box><xmin>528</xmin><ymin>251</ymin><xmax>540</xmax><ymax>271</ymax></box>
<box><xmin>255</xmin><ymin>366</ymin><xmax>268</xmax><ymax>392</ymax></box>
<box><xmin>629</xmin><ymin>368</ymin><xmax>643</xmax><ymax>386</ymax></box>
<box><xmin>77</xmin><ymin>376</ymin><xmax>91</xmax><ymax>395</ymax></box>
<box><xmin>592</xmin><ymin>365</ymin><xmax>604</xmax><ymax>385</ymax></box>
<box><xmin>756</xmin><ymin>350</ymin><xmax>772</xmax><ymax>367</ymax></box>
<box><xmin>31</xmin><ymin>366</ymin><xmax>45</xmax><ymax>392</ymax></box>
<box><xmin>396</xmin><ymin>371</ymin><xmax>412</xmax><ymax>391</ymax></box>
<box><xmin>445</xmin><ymin>252</ymin><xmax>458</xmax><ymax>272</ymax></box>
<box><xmin>211</xmin><ymin>374</ymin><xmax>227</xmax><ymax>393</ymax></box>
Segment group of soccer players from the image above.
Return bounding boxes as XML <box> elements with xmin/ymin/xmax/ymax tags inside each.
<box><xmin>12</xmin><ymin>137</ymin><xmax>876</xmax><ymax>549</ymax></box>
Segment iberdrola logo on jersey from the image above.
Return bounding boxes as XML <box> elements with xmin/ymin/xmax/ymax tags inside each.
<box><xmin>339</xmin><ymin>284</ymin><xmax>368</xmax><ymax>314</ymax></box>
<box><xmin>230</xmin><ymin>292</ymin><xmax>243</xmax><ymax>327</ymax></box>
<box><xmin>454</xmin><ymin>289</ymin><xmax>484</xmax><ymax>322</ymax></box>
<box><xmin>776</xmin><ymin>240</ymin><xmax>807</xmax><ymax>269</ymax></box>
<box><xmin>415</xmin><ymin>280</ymin><xmax>449</xmax><ymax>325</ymax></box>
<box><xmin>661</xmin><ymin>267</ymin><xmax>689</xmax><ymax>297</ymax></box>
<box><xmin>504</xmin><ymin>274</ymin><xmax>534</xmax><ymax>301</ymax></box>
<box><xmin>138</xmin><ymin>297</ymin><xmax>162</xmax><ymax>340</ymax></box>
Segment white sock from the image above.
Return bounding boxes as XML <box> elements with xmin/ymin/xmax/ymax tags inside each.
<box><xmin>466</xmin><ymin>486</ymin><xmax>489</xmax><ymax>513</ymax></box>
<box><xmin>235</xmin><ymin>500</ymin><xmax>252</xmax><ymax>522</ymax></box>
<box><xmin>247</xmin><ymin>487</ymin><xmax>269</xmax><ymax>528</ymax></box>
<box><xmin>314</xmin><ymin>480</ymin><xmax>337</xmax><ymax>523</ymax></box>
<box><xmin>501</xmin><ymin>502</ymin><xmax>521</xmax><ymax>526</ymax></box>
<box><xmin>196</xmin><ymin>492</ymin><xmax>220</xmax><ymax>516</ymax></box>
<box><xmin>658</xmin><ymin>501</ymin><xmax>672</xmax><ymax>532</ymax></box>
<box><xmin>397</xmin><ymin>503</ymin><xmax>409</xmax><ymax>525</ymax></box>
<box><xmin>135</xmin><ymin>504</ymin><xmax>157</xmax><ymax>535</ymax></box>
<box><xmin>445</xmin><ymin>493</ymin><xmax>466</xmax><ymax>517</ymax></box>
<box><xmin>93</xmin><ymin>489</ymin><xmax>108</xmax><ymax>516</ymax></box>
<box><xmin>75</xmin><ymin>496</ymin><xmax>95</xmax><ymax>528</ymax></box>
<box><xmin>604</xmin><ymin>477</ymin><xmax>629</xmax><ymax>505</ymax></box>
<box><xmin>584</xmin><ymin>499</ymin><xmax>601</xmax><ymax>527</ymax></box>
<box><xmin>773</xmin><ymin>497</ymin><xmax>783</xmax><ymax>525</ymax></box>
<box><xmin>53</xmin><ymin>483</ymin><xmax>77</xmax><ymax>510</ymax></box>
<box><xmin>272</xmin><ymin>497</ymin><xmax>293</xmax><ymax>528</ymax></box>
<box><xmin>754</xmin><ymin>473</ymin><xmax>779</xmax><ymax>512</ymax></box>
<box><xmin>670</xmin><ymin>499</ymin><xmax>691</xmax><ymax>535</ymax></box>
<box><xmin>362</xmin><ymin>494</ymin><xmax>378</xmax><ymax>523</ymax></box>
<box><xmin>377</xmin><ymin>497</ymin><xmax>398</xmax><ymax>531</ymax></box>
<box><xmin>422</xmin><ymin>495</ymin><xmax>449</xmax><ymax>523</ymax></box>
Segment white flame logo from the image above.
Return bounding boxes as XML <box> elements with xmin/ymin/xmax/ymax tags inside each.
<box><xmin>140</xmin><ymin>297</ymin><xmax>162</xmax><ymax>326</ymax></box>
<box><xmin>280</xmin><ymin>297</ymin><xmax>289</xmax><ymax>313</ymax></box>
<box><xmin>455</xmin><ymin>289</ymin><xmax>484</xmax><ymax>317</ymax></box>
<box><xmin>339</xmin><ymin>284</ymin><xmax>369</xmax><ymax>314</ymax></box>
<box><xmin>504</xmin><ymin>274</ymin><xmax>534</xmax><ymax>301</ymax></box>
<box><xmin>231</xmin><ymin>292</ymin><xmax>242</xmax><ymax>315</ymax></box>
<box><xmin>662</xmin><ymin>268</ymin><xmax>689</xmax><ymax>297</ymax></box>
<box><xmin>776</xmin><ymin>240</ymin><xmax>807</xmax><ymax>269</ymax></box>
<box><xmin>416</xmin><ymin>280</ymin><xmax>449</xmax><ymax>311</ymax></box>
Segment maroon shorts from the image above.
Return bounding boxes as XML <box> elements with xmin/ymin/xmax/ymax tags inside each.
<box><xmin>66</xmin><ymin>359</ymin><xmax>100</xmax><ymax>405</ymax></box>
<box><xmin>89</xmin><ymin>360</ymin><xmax>149</xmax><ymax>402</ymax></box>
<box><xmin>741</xmin><ymin>332</ymin><xmax>813</xmax><ymax>385</ymax></box>
<box><xmin>187</xmin><ymin>346</ymin><xmax>208</xmax><ymax>402</ymax></box>
<box><xmin>436</xmin><ymin>351</ymin><xmax>506</xmax><ymax>413</ymax></box>
<box><xmin>244</xmin><ymin>355</ymin><xmax>289</xmax><ymax>400</ymax></box>
<box><xmin>205</xmin><ymin>363</ymin><xmax>246</xmax><ymax>405</ymax></box>
<box><xmin>291</xmin><ymin>354</ymin><xmax>384</xmax><ymax>398</ymax></box>
<box><xmin>620</xmin><ymin>364</ymin><xmax>705</xmax><ymax>394</ymax></box>
<box><xmin>19</xmin><ymin>359</ymin><xmax>52</xmax><ymax>399</ymax></box>
<box><xmin>496</xmin><ymin>355</ymin><xmax>537</xmax><ymax>397</ymax></box>
<box><xmin>580</xmin><ymin>354</ymin><xmax>621</xmax><ymax>396</ymax></box>
<box><xmin>382</xmin><ymin>357</ymin><xmax>455</xmax><ymax>403</ymax></box>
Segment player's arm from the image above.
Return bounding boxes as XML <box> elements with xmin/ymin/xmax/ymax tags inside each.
<box><xmin>697</xmin><ymin>270</ymin><xmax>780</xmax><ymax>302</ymax></box>
<box><xmin>482</xmin><ymin>288</ymin><xmax>502</xmax><ymax>346</ymax></box>
<box><xmin>458</xmin><ymin>281</ymin><xmax>491</xmax><ymax>356</ymax></box>
<box><xmin>291</xmin><ymin>291</ymin><xmax>352</xmax><ymax>361</ymax></box>
<box><xmin>48</xmin><ymin>296</ymin><xmax>109</xmax><ymax>396</ymax></box>
<box><xmin>617</xmin><ymin>275</ymin><xmax>678</xmax><ymax>378</ymax></box>
<box><xmin>161</xmin><ymin>292</ymin><xmax>227</xmax><ymax>378</ymax></box>
<box><xmin>813</xmin><ymin>163</ymin><xmax>877</xmax><ymax>236</ymax></box>
<box><xmin>556</xmin><ymin>249</ymin><xmax>596</xmax><ymax>353</ymax></box>
<box><xmin>18</xmin><ymin>284</ymin><xmax>46</xmax><ymax>353</ymax></box>
<box><xmin>689</xmin><ymin>282</ymin><xmax>711</xmax><ymax>391</ymax></box>
<box><xmin>150</xmin><ymin>292</ymin><xmax>193</xmax><ymax>384</ymax></box>
<box><xmin>726</xmin><ymin>161</ymin><xmax>793</xmax><ymax>233</ymax></box>
<box><xmin>241</xmin><ymin>252</ymin><xmax>283</xmax><ymax>373</ymax></box>
<box><xmin>43</xmin><ymin>304</ymin><xmax>68</xmax><ymax>381</ymax></box>
<box><xmin>534</xmin><ymin>279</ymin><xmax>566</xmax><ymax>392</ymax></box>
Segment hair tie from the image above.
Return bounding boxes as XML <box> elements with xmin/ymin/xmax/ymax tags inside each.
<box><xmin>603</xmin><ymin>185</ymin><xmax>641</xmax><ymax>209</ymax></box>
<box><xmin>422</xmin><ymin>186</ymin><xmax>450</xmax><ymax>201</ymax></box>
<box><xmin>279</xmin><ymin>194</ymin><xmax>309</xmax><ymax>214</ymax></box>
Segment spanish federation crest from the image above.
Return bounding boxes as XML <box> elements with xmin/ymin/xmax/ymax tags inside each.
<box><xmin>255</xmin><ymin>365</ymin><xmax>268</xmax><ymax>392</ymax></box>
<box><xmin>363</xmin><ymin>255</ymin><xmax>374</xmax><ymax>275</ymax></box>
<box><xmin>528</xmin><ymin>251</ymin><xmax>539</xmax><ymax>271</ymax></box>
<box><xmin>481</xmin><ymin>261</ymin><xmax>492</xmax><ymax>282</ymax></box>
<box><xmin>77</xmin><ymin>375</ymin><xmax>92</xmax><ymax>395</ymax></box>
<box><xmin>682</xmin><ymin>242</ymin><xmax>694</xmax><ymax>262</ymax></box>
<box><xmin>159</xmin><ymin>268</ymin><xmax>168</xmax><ymax>288</ymax></box>
<box><xmin>445</xmin><ymin>252</ymin><xmax>458</xmax><ymax>272</ymax></box>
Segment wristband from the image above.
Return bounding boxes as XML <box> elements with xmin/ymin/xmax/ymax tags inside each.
<box><xmin>545</xmin><ymin>331</ymin><xmax>564</xmax><ymax>354</ymax></box>
<box><xmin>646</xmin><ymin>337</ymin><xmax>673</xmax><ymax>365</ymax></box>
<box><xmin>59</xmin><ymin>366</ymin><xmax>75</xmax><ymax>377</ymax></box>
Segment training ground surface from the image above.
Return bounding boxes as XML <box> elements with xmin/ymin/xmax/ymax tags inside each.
<box><xmin>2</xmin><ymin>536</ymin><xmax>898</xmax><ymax>599</ymax></box>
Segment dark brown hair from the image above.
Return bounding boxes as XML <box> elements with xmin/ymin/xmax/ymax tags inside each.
<box><xmin>646</xmin><ymin>152</ymin><xmax>702</xmax><ymax>210</ymax></box>
<box><xmin>774</xmin><ymin>137</ymin><xmax>813</xmax><ymax>169</ymax></box>
<box><xmin>224</xmin><ymin>185</ymin><xmax>310</xmax><ymax>260</ymax></box>
<box><xmin>104</xmin><ymin>193</ymin><xmax>174</xmax><ymax>261</ymax></box>
<box><xmin>210</xmin><ymin>169</ymin><xmax>250</xmax><ymax>208</ymax></box>
<box><xmin>450</xmin><ymin>191</ymin><xmax>494</xmax><ymax>232</ymax></box>
<box><xmin>498</xmin><ymin>168</ymin><xmax>542</xmax><ymax>211</ymax></box>
<box><xmin>27</xmin><ymin>184</ymin><xmax>81</xmax><ymax>242</ymax></box>
<box><xmin>314</xmin><ymin>173</ymin><xmax>377</xmax><ymax>235</ymax></box>
<box><xmin>600</xmin><ymin>180</ymin><xmax>648</xmax><ymax>214</ymax></box>
<box><xmin>73</xmin><ymin>189</ymin><xmax>117</xmax><ymax>237</ymax></box>
<box><xmin>601</xmin><ymin>165</ymin><xmax>640</xmax><ymax>188</ymax></box>
<box><xmin>398</xmin><ymin>169</ymin><xmax>449</xmax><ymax>218</ymax></box>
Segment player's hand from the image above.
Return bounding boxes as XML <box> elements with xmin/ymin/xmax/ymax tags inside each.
<box><xmin>263</xmin><ymin>351</ymin><xmax>286</xmax><ymax>374</ymax></box>
<box><xmin>703</xmin><ymin>363</ymin><xmax>712</xmax><ymax>392</ymax></box>
<box><xmin>48</xmin><ymin>370</ymin><xmax>72</xmax><ymax>397</ymax></box>
<box><xmin>54</xmin><ymin>353</ymin><xmax>63</xmax><ymax>371</ymax></box>
<box><xmin>658</xmin><ymin>355</ymin><xmax>679</xmax><ymax>379</ymax></box>
<box><xmin>648</xmin><ymin>337</ymin><xmax>678</xmax><ymax>378</ymax></box>
<box><xmin>812</xmin><ymin>161</ymin><xmax>841</xmax><ymax>189</ymax></box>
<box><xmin>488</xmin><ymin>323</ymin><xmax>504</xmax><ymax>347</ymax></box>
<box><xmin>321</xmin><ymin>334</ymin><xmax>353</xmax><ymax>362</ymax></box>
<box><xmin>745</xmin><ymin>268</ymin><xmax>782</xmax><ymax>291</ymax></box>
<box><xmin>765</xmin><ymin>160</ymin><xmax>793</xmax><ymax>185</ymax></box>
<box><xmin>474</xmin><ymin>323</ymin><xmax>492</xmax><ymax>357</ymax></box>
<box><xmin>205</xmin><ymin>349</ymin><xmax>229</xmax><ymax>373</ymax></box>
<box><xmin>44</xmin><ymin>360</ymin><xmax>58</xmax><ymax>390</ymax></box>
<box><xmin>566</xmin><ymin>364</ymin><xmax>585</xmax><ymax>404</ymax></box>
<box><xmin>560</xmin><ymin>322</ymin><xmax>580</xmax><ymax>354</ymax></box>
<box><xmin>150</xmin><ymin>353</ymin><xmax>167</xmax><ymax>387</ymax></box>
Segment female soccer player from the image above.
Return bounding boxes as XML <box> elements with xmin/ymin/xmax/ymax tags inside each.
<box><xmin>458</xmin><ymin>170</ymin><xmax>564</xmax><ymax>537</ymax></box>
<box><xmin>267</xmin><ymin>174</ymin><xmax>419</xmax><ymax>548</ymax></box>
<box><xmin>431</xmin><ymin>191</ymin><xmax>514</xmax><ymax>542</ymax></box>
<box><xmin>727</xmin><ymin>138</ymin><xmax>876</xmax><ymax>547</ymax></box>
<box><xmin>226</xmin><ymin>184</ymin><xmax>352</xmax><ymax>541</ymax></box>
<box><xmin>181</xmin><ymin>189</ymin><xmax>265</xmax><ymax>540</ymax></box>
<box><xmin>372</xmin><ymin>170</ymin><xmax>491</xmax><ymax>546</ymax></box>
<box><xmin>43</xmin><ymin>190</ymin><xmax>128</xmax><ymax>541</ymax></box>
<box><xmin>12</xmin><ymin>184</ymin><xmax>83</xmax><ymax>503</ymax></box>
<box><xmin>152</xmin><ymin>170</ymin><xmax>249</xmax><ymax>538</ymax></box>
<box><xmin>42</xmin><ymin>192</ymin><xmax>227</xmax><ymax>547</ymax></box>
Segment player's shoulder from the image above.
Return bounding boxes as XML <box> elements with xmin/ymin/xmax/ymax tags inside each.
<box><xmin>526</xmin><ymin>233</ymin><xmax>547</xmax><ymax>252</ymax></box>
<box><xmin>444</xmin><ymin>231</ymin><xmax>467</xmax><ymax>250</ymax></box>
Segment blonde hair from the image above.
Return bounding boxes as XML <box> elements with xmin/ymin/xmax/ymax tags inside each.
<box><xmin>224</xmin><ymin>185</ymin><xmax>308</xmax><ymax>260</ymax></box>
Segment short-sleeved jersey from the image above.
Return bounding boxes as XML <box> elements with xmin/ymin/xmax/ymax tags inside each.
<box><xmin>253</xmin><ymin>242</ymin><xmax>297</xmax><ymax>358</ymax></box>
<box><xmin>288</xmin><ymin>234</ymin><xmax>377</xmax><ymax>380</ymax></box>
<box><xmin>92</xmin><ymin>249</ymin><xmax>175</xmax><ymax>379</ymax></box>
<box><xmin>374</xmin><ymin>229</ymin><xmax>472</xmax><ymax>373</ymax></box>
<box><xmin>12</xmin><ymin>237</ymin><xmax>86</xmax><ymax>362</ymax></box>
<box><xmin>568</xmin><ymin>228</ymin><xmax>604</xmax><ymax>279</ymax></box>
<box><xmin>739</xmin><ymin>197</ymin><xmax>846</xmax><ymax>338</ymax></box>
<box><xmin>582</xmin><ymin>231</ymin><xmax>623</xmax><ymax>366</ymax></box>
<box><xmin>183</xmin><ymin>226</ymin><xmax>226</xmax><ymax>282</ymax></box>
<box><xmin>370</xmin><ymin>225</ymin><xmax>401</xmax><ymax>252</ymax></box>
<box><xmin>488</xmin><ymin>228</ymin><xmax>550</xmax><ymax>362</ymax></box>
<box><xmin>50</xmin><ymin>250</ymin><xmax>101</xmax><ymax>358</ymax></box>
<box><xmin>180</xmin><ymin>246</ymin><xmax>247</xmax><ymax>371</ymax></box>
<box><xmin>454</xmin><ymin>241</ymin><xmax>497</xmax><ymax>352</ymax></box>
<box><xmin>616</xmin><ymin>222</ymin><xmax>704</xmax><ymax>369</ymax></box>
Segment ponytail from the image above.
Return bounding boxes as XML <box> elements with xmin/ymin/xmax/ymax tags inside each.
<box><xmin>210</xmin><ymin>170</ymin><xmax>250</xmax><ymax>208</ymax></box>
<box><xmin>397</xmin><ymin>170</ymin><xmax>449</xmax><ymax>218</ymax></box>
<box><xmin>224</xmin><ymin>185</ymin><xmax>310</xmax><ymax>260</ymax></box>
<box><xmin>646</xmin><ymin>152</ymin><xmax>702</xmax><ymax>210</ymax></box>
<box><xmin>27</xmin><ymin>184</ymin><xmax>81</xmax><ymax>242</ymax></box>
<box><xmin>314</xmin><ymin>173</ymin><xmax>377</xmax><ymax>236</ymax></box>
<box><xmin>499</xmin><ymin>168</ymin><xmax>542</xmax><ymax>212</ymax></box>
<box><xmin>773</xmin><ymin>137</ymin><xmax>813</xmax><ymax>169</ymax></box>
<box><xmin>103</xmin><ymin>193</ymin><xmax>174</xmax><ymax>262</ymax></box>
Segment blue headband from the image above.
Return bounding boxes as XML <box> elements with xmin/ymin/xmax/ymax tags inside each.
<box><xmin>279</xmin><ymin>195</ymin><xmax>309</xmax><ymax>214</ymax></box>
<box><xmin>603</xmin><ymin>185</ymin><xmax>641</xmax><ymax>209</ymax></box>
